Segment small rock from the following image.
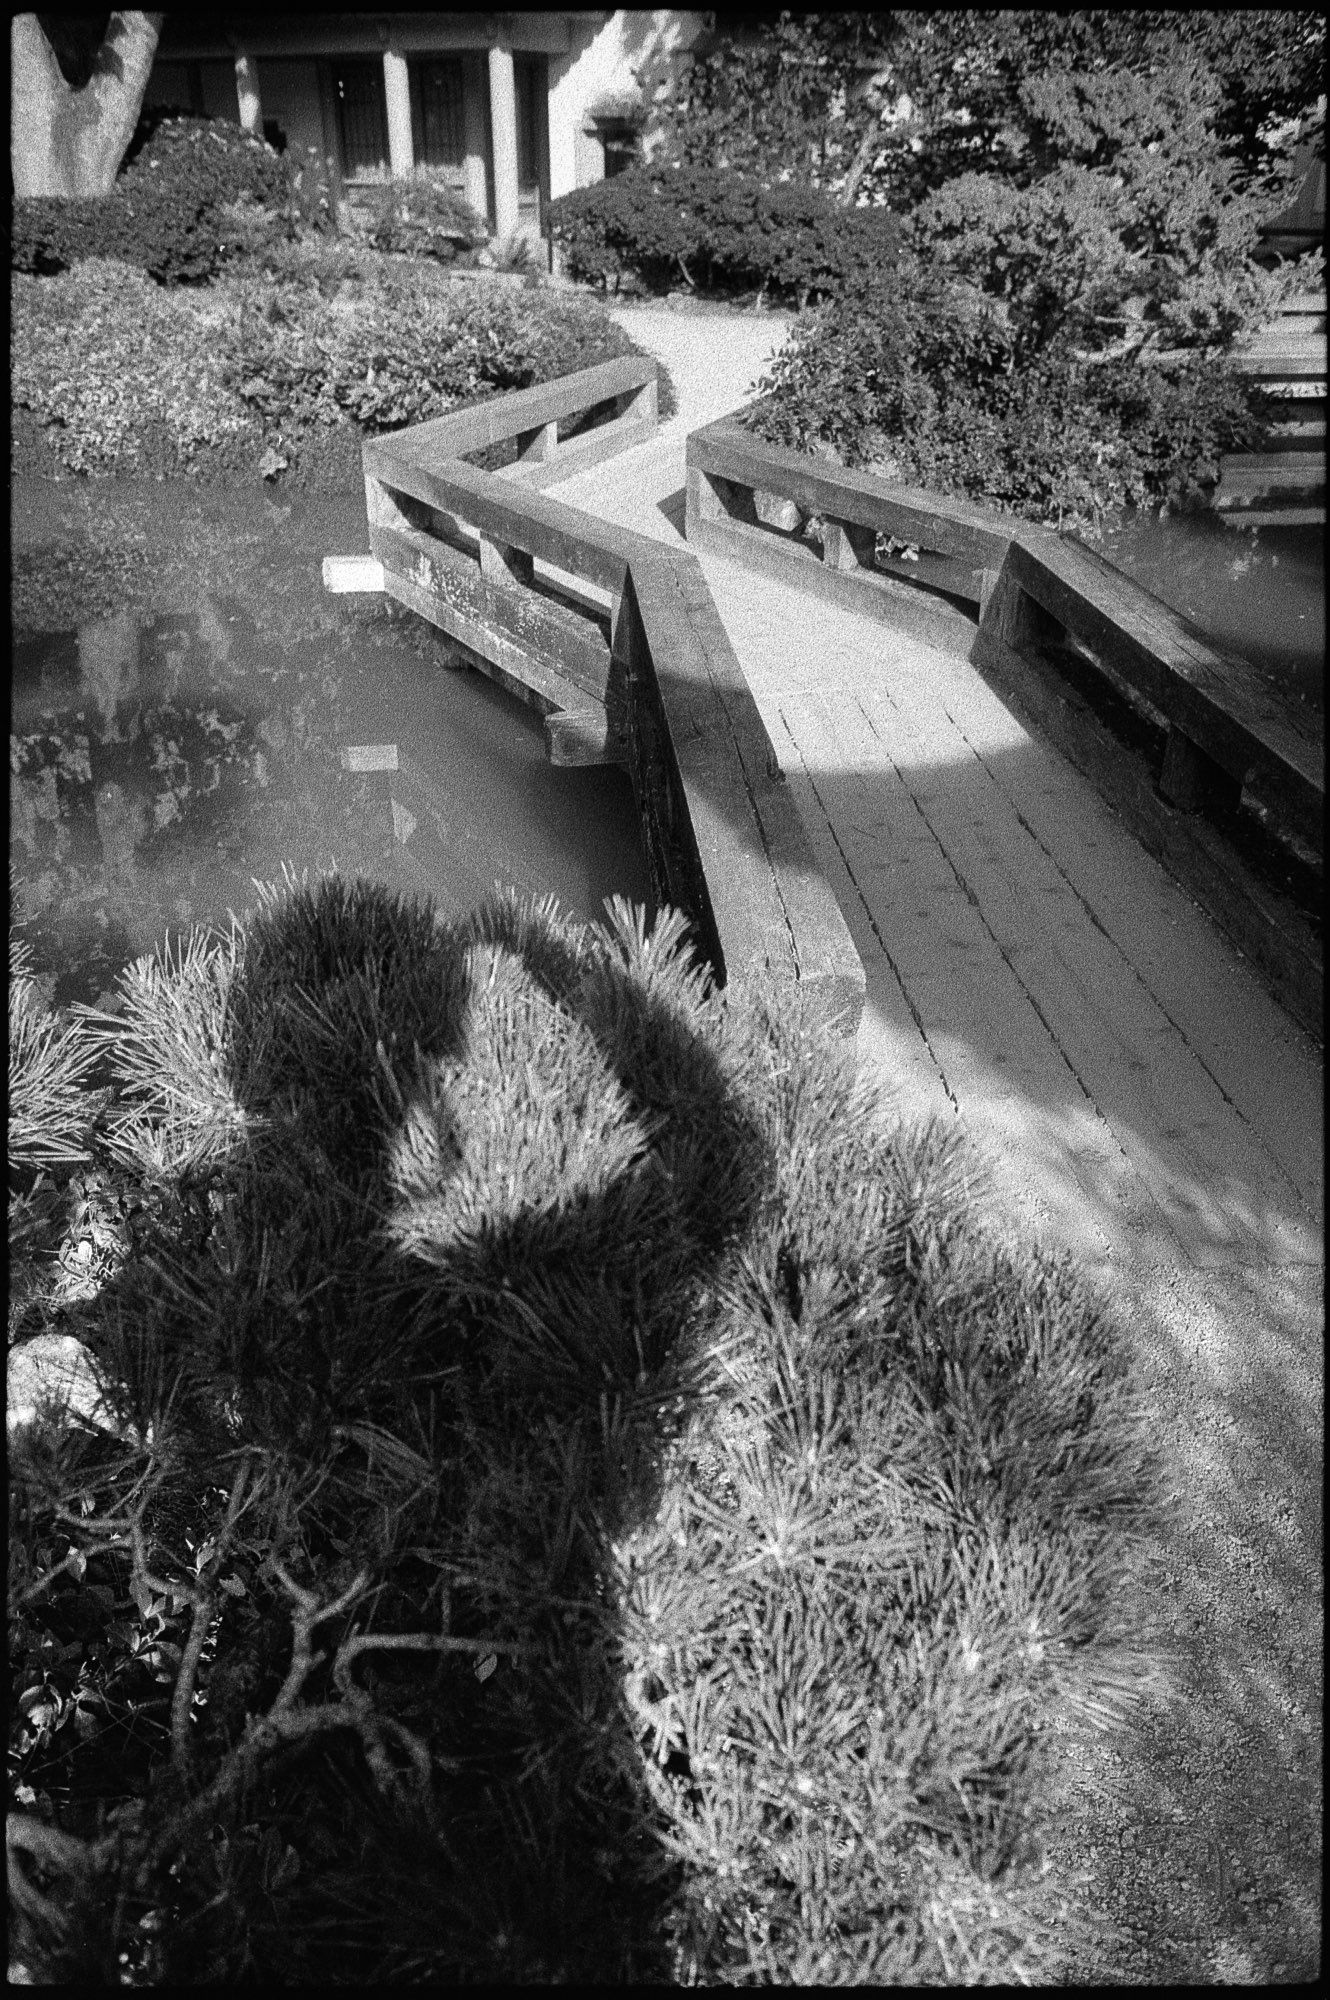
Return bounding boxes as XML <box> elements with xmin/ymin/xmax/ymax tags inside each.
<box><xmin>8</xmin><ymin>1333</ymin><xmax>144</xmax><ymax>1446</ymax></box>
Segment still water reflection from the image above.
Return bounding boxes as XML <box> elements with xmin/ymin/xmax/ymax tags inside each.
<box><xmin>10</xmin><ymin>594</ymin><xmax>653</xmax><ymax>1008</ymax></box>
<box><xmin>1094</xmin><ymin>512</ymin><xmax>1324</xmax><ymax>716</ymax></box>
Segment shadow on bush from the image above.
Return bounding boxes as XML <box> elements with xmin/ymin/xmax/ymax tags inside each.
<box><xmin>9</xmin><ymin>874</ymin><xmax>1175</xmax><ymax>1983</ymax></box>
<box><xmin>11</xmin><ymin>877</ymin><xmax>772</xmax><ymax>1980</ymax></box>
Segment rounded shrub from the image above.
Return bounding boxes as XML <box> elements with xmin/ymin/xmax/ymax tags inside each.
<box><xmin>548</xmin><ymin>161</ymin><xmax>899</xmax><ymax>303</ymax></box>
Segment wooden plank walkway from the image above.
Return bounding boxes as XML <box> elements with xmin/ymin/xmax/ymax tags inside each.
<box><xmin>548</xmin><ymin>313</ymin><xmax>1322</xmax><ymax>1282</ymax></box>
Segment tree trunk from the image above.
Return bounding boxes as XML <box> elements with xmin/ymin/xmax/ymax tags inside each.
<box><xmin>11</xmin><ymin>12</ymin><xmax>165</xmax><ymax>198</ymax></box>
<box><xmin>837</xmin><ymin>117</ymin><xmax>881</xmax><ymax>208</ymax></box>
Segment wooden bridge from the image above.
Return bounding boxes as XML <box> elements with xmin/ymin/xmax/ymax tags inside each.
<box><xmin>327</xmin><ymin>338</ymin><xmax>1320</xmax><ymax>1287</ymax></box>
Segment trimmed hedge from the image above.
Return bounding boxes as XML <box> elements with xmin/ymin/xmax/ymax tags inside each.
<box><xmin>548</xmin><ymin>161</ymin><xmax>900</xmax><ymax>302</ymax></box>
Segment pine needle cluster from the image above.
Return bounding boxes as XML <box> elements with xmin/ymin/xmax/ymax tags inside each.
<box><xmin>7</xmin><ymin>877</ymin><xmax>1172</xmax><ymax>1983</ymax></box>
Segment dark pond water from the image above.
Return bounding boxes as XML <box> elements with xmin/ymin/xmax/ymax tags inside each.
<box><xmin>11</xmin><ymin>485</ymin><xmax>652</xmax><ymax>1010</ymax></box>
<box><xmin>1093</xmin><ymin>511</ymin><xmax>1324</xmax><ymax>718</ymax></box>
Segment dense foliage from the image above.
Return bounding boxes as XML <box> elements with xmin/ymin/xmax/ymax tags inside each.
<box><xmin>11</xmin><ymin>116</ymin><xmax>305</xmax><ymax>286</ymax></box>
<box><xmin>9</xmin><ymin>876</ymin><xmax>1168</xmax><ymax>1983</ymax></box>
<box><xmin>548</xmin><ymin>161</ymin><xmax>899</xmax><ymax>303</ymax></box>
<box><xmin>739</xmin><ymin>10</ymin><xmax>1322</xmax><ymax>526</ymax></box>
<box><xmin>10</xmin><ymin>259</ymin><xmax>260</xmax><ymax>474</ymax></box>
<box><xmin>750</xmin><ymin>260</ymin><xmax>1266</xmax><ymax>525</ymax></box>
<box><xmin>877</xmin><ymin>9</ymin><xmax>1325</xmax><ymax>209</ymax></box>
<box><xmin>641</xmin><ymin>11</ymin><xmax>897</xmax><ymax>197</ymax></box>
<box><xmin>11</xmin><ymin>253</ymin><xmax>674</xmax><ymax>477</ymax></box>
<box><xmin>654</xmin><ymin>11</ymin><xmax>1323</xmax><ymax>216</ymax></box>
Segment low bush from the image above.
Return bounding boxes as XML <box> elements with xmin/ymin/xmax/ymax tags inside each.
<box><xmin>8</xmin><ymin>876</ymin><xmax>1168</xmax><ymax>1983</ymax></box>
<box><xmin>548</xmin><ymin>161</ymin><xmax>899</xmax><ymax>303</ymax></box>
<box><xmin>222</xmin><ymin>259</ymin><xmax>677</xmax><ymax>433</ymax></box>
<box><xmin>348</xmin><ymin>169</ymin><xmax>487</xmax><ymax>262</ymax></box>
<box><xmin>10</xmin><ymin>260</ymin><xmax>260</xmax><ymax>474</ymax></box>
<box><xmin>11</xmin><ymin>253</ymin><xmax>674</xmax><ymax>477</ymax></box>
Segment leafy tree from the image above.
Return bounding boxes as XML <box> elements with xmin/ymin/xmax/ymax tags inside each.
<box><xmin>865</xmin><ymin>9</ymin><xmax>1323</xmax><ymax>210</ymax></box>
<box><xmin>745</xmin><ymin>10</ymin><xmax>1322</xmax><ymax>528</ymax></box>
<box><xmin>644</xmin><ymin>10</ymin><xmax>898</xmax><ymax>199</ymax></box>
<box><xmin>10</xmin><ymin>12</ymin><xmax>164</xmax><ymax>197</ymax></box>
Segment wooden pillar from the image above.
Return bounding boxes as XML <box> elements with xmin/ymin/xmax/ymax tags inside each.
<box><xmin>383</xmin><ymin>49</ymin><xmax>414</xmax><ymax>179</ymax></box>
<box><xmin>822</xmin><ymin>520</ymin><xmax>872</xmax><ymax>571</ymax></box>
<box><xmin>488</xmin><ymin>37</ymin><xmax>520</xmax><ymax>244</ymax></box>
<box><xmin>463</xmin><ymin>54</ymin><xmax>489</xmax><ymax>224</ymax></box>
<box><xmin>234</xmin><ymin>52</ymin><xmax>262</xmax><ymax>136</ymax></box>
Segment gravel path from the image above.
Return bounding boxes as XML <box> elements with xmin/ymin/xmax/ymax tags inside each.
<box><xmin>573</xmin><ymin>299</ymin><xmax>1324</xmax><ymax>1985</ymax></box>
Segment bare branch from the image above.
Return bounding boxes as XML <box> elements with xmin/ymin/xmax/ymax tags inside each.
<box><xmin>268</xmin><ymin>1563</ymin><xmax>370</xmax><ymax>1711</ymax></box>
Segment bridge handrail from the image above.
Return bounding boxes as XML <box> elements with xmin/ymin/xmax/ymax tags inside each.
<box><xmin>380</xmin><ymin>354</ymin><xmax>659</xmax><ymax>488</ymax></box>
<box><xmin>686</xmin><ymin>411</ymin><xmax>1323</xmax><ymax>842</ymax></box>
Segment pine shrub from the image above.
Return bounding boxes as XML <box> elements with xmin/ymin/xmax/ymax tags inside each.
<box><xmin>9</xmin><ymin>877</ymin><xmax>1169</xmax><ymax>1982</ymax></box>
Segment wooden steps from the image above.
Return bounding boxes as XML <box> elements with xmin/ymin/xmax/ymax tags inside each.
<box><xmin>1217</xmin><ymin>293</ymin><xmax>1325</xmax><ymax>525</ymax></box>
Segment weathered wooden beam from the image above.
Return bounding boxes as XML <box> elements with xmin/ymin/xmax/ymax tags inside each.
<box><xmin>478</xmin><ymin>534</ymin><xmax>534</xmax><ymax>590</ymax></box>
<box><xmin>820</xmin><ymin>519</ymin><xmax>870</xmax><ymax>572</ymax></box>
<box><xmin>497</xmin><ymin>407</ymin><xmax>658</xmax><ymax>491</ymax></box>
<box><xmin>363</xmin><ymin>441</ymin><xmax>645</xmax><ymax>596</ymax></box>
<box><xmin>626</xmin><ymin>551</ymin><xmax>865</xmax><ymax>1036</ymax></box>
<box><xmin>370</xmin><ymin>516</ymin><xmax>612</xmax><ymax>706</ymax></box>
<box><xmin>1157</xmin><ymin>726</ymin><xmax>1244</xmax><ymax>815</ymax></box>
<box><xmin>969</xmin><ymin>597</ymin><xmax>1323</xmax><ymax>1039</ymax></box>
<box><xmin>998</xmin><ymin>531</ymin><xmax>1323</xmax><ymax>830</ymax></box>
<box><xmin>544</xmin><ymin>708</ymin><xmax>619</xmax><ymax>767</ymax></box>
<box><xmin>516</xmin><ymin>419</ymin><xmax>558</xmax><ymax>463</ymax></box>
<box><xmin>687</xmin><ymin>503</ymin><xmax>981</xmax><ymax>657</ymax></box>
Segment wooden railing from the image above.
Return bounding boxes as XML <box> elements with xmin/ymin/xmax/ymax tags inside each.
<box><xmin>686</xmin><ymin>413</ymin><xmax>1323</xmax><ymax>850</ymax></box>
<box><xmin>360</xmin><ymin>363</ymin><xmax>866</xmax><ymax>1036</ymax></box>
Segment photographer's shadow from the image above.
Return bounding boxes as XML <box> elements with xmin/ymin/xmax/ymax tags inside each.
<box><xmin>206</xmin><ymin>873</ymin><xmax>776</xmax><ymax>1981</ymax></box>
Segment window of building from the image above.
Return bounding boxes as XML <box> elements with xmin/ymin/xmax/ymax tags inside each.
<box><xmin>515</xmin><ymin>54</ymin><xmax>550</xmax><ymax>205</ymax></box>
<box><xmin>598</xmin><ymin>119</ymin><xmax>640</xmax><ymax>178</ymax></box>
<box><xmin>413</xmin><ymin>56</ymin><xmax>466</xmax><ymax>172</ymax></box>
<box><xmin>333</xmin><ymin>59</ymin><xmax>389</xmax><ymax>182</ymax></box>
